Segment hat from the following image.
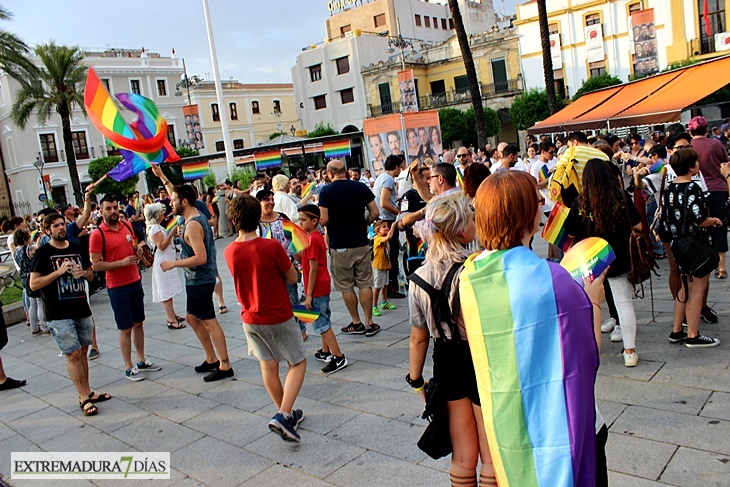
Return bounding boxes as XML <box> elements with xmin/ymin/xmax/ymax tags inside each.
<box><xmin>688</xmin><ymin>116</ymin><xmax>708</xmax><ymax>131</ymax></box>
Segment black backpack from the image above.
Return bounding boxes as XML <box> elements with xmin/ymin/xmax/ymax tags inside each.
<box><xmin>407</xmin><ymin>261</ymin><xmax>464</xmax><ymax>343</ymax></box>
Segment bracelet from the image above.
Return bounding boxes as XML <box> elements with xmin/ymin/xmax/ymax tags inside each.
<box><xmin>412</xmin><ymin>384</ymin><xmax>425</xmax><ymax>393</ymax></box>
<box><xmin>405</xmin><ymin>373</ymin><xmax>424</xmax><ymax>389</ymax></box>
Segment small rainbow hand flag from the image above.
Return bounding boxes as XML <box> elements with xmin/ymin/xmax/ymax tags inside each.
<box><xmin>292</xmin><ymin>305</ymin><xmax>320</xmax><ymax>323</ymax></box>
<box><xmin>182</xmin><ymin>161</ymin><xmax>208</xmax><ymax>181</ymax></box>
<box><xmin>560</xmin><ymin>237</ymin><xmax>615</xmax><ymax>285</ymax></box>
<box><xmin>145</xmin><ymin>194</ymin><xmax>154</xmax><ymax>205</ymax></box>
<box><xmin>132</xmin><ymin>198</ymin><xmax>139</xmax><ymax>211</ymax></box>
<box><xmin>456</xmin><ymin>165</ymin><xmax>465</xmax><ymax>187</ymax></box>
<box><xmin>211</xmin><ymin>195</ymin><xmax>220</xmax><ymax>204</ymax></box>
<box><xmin>282</xmin><ymin>220</ymin><xmax>308</xmax><ymax>254</ymax></box>
<box><xmin>649</xmin><ymin>160</ymin><xmax>665</xmax><ymax>174</ymax></box>
<box><xmin>165</xmin><ymin>216</ymin><xmax>183</xmax><ymax>234</ymax></box>
<box><xmin>538</xmin><ymin>164</ymin><xmax>550</xmax><ymax>182</ymax></box>
<box><xmin>541</xmin><ymin>202</ymin><xmax>574</xmax><ymax>252</ymax></box>
<box><xmin>301</xmin><ymin>181</ymin><xmax>316</xmax><ymax>199</ymax></box>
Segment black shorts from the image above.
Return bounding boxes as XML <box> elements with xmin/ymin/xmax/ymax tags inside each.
<box><xmin>108</xmin><ymin>280</ymin><xmax>145</xmax><ymax>330</ymax></box>
<box><xmin>186</xmin><ymin>282</ymin><xmax>216</xmax><ymax>321</ymax></box>
<box><xmin>706</xmin><ymin>191</ymin><xmax>728</xmax><ymax>253</ymax></box>
<box><xmin>432</xmin><ymin>339</ymin><xmax>480</xmax><ymax>406</ymax></box>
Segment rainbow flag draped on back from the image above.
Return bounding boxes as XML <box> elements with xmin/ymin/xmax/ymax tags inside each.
<box><xmin>459</xmin><ymin>247</ymin><xmax>599</xmax><ymax>487</ymax></box>
<box><xmin>322</xmin><ymin>139</ymin><xmax>351</xmax><ymax>159</ymax></box>
<box><xmin>182</xmin><ymin>161</ymin><xmax>209</xmax><ymax>181</ymax></box>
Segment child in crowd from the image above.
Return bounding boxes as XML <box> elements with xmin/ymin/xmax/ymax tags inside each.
<box><xmin>297</xmin><ymin>205</ymin><xmax>348</xmax><ymax>374</ymax></box>
<box><xmin>224</xmin><ymin>195</ymin><xmax>307</xmax><ymax>442</ymax></box>
<box><xmin>372</xmin><ymin>219</ymin><xmax>397</xmax><ymax>317</ymax></box>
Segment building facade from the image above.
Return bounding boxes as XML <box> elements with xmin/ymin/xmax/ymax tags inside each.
<box><xmin>0</xmin><ymin>48</ymin><xmax>185</xmax><ymax>212</ymax></box>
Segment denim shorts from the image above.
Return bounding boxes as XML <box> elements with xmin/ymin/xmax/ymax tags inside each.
<box><xmin>108</xmin><ymin>280</ymin><xmax>145</xmax><ymax>330</ymax></box>
<box><xmin>186</xmin><ymin>282</ymin><xmax>216</xmax><ymax>321</ymax></box>
<box><xmin>48</xmin><ymin>316</ymin><xmax>94</xmax><ymax>355</ymax></box>
<box><xmin>309</xmin><ymin>295</ymin><xmax>332</xmax><ymax>335</ymax></box>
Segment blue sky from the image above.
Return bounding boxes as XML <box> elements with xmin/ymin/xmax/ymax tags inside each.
<box><xmin>5</xmin><ymin>0</ymin><xmax>520</xmax><ymax>84</ymax></box>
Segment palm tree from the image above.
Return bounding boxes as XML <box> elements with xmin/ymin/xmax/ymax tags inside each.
<box><xmin>537</xmin><ymin>0</ymin><xmax>558</xmax><ymax>114</ymax></box>
<box><xmin>448</xmin><ymin>0</ymin><xmax>487</xmax><ymax>149</ymax></box>
<box><xmin>11</xmin><ymin>42</ymin><xmax>87</xmax><ymax>205</ymax></box>
<box><xmin>0</xmin><ymin>6</ymin><xmax>39</xmax><ymax>85</ymax></box>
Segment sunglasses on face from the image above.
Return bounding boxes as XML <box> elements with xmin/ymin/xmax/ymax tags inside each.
<box><xmin>457</xmin><ymin>154</ymin><xmax>469</xmax><ymax>158</ymax></box>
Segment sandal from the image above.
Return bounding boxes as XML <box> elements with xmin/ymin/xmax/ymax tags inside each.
<box><xmin>175</xmin><ymin>315</ymin><xmax>186</xmax><ymax>323</ymax></box>
<box><xmin>88</xmin><ymin>391</ymin><xmax>112</xmax><ymax>403</ymax></box>
<box><xmin>716</xmin><ymin>269</ymin><xmax>727</xmax><ymax>279</ymax></box>
<box><xmin>79</xmin><ymin>399</ymin><xmax>98</xmax><ymax>416</ymax></box>
<box><xmin>219</xmin><ymin>306</ymin><xmax>228</xmax><ymax>314</ymax></box>
<box><xmin>167</xmin><ymin>321</ymin><xmax>187</xmax><ymax>330</ymax></box>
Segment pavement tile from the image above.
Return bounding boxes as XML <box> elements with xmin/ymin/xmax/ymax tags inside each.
<box><xmin>182</xmin><ymin>404</ymin><xmax>268</xmax><ymax>448</ymax></box>
<box><xmin>17</xmin><ymin>370</ymin><xmax>73</xmax><ymax>397</ymax></box>
<box><xmin>605</xmin><ymin>432</ymin><xmax>677</xmax><ymax>480</ymax></box>
<box><xmin>332</xmin><ymin>383</ymin><xmax>420</xmax><ymax>421</ymax></box>
<box><xmin>607</xmin><ymin>471</ymin><xmax>671</xmax><ymax>486</ymax></box>
<box><xmin>595</xmin><ymin>376</ymin><xmax>712</xmax><ymax>415</ymax></box>
<box><xmin>239</xmin><ymin>464</ymin><xmax>337</xmax><ymax>487</ymax></box>
<box><xmin>700</xmin><ymin>391</ymin><xmax>730</xmax><ymax>421</ymax></box>
<box><xmin>296</xmin><ymin>371</ymin><xmax>361</xmax><ymax>404</ymax></box>
<box><xmin>198</xmin><ymin>377</ymin><xmax>273</xmax><ymax>413</ymax></box>
<box><xmin>253</xmin><ymin>396</ymin><xmax>362</xmax><ymax>436</ymax></box>
<box><xmin>109</xmin><ymin>414</ymin><xmax>204</xmax><ymax>453</ymax></box>
<box><xmin>597</xmin><ymin>356</ymin><xmax>665</xmax><ymax>382</ymax></box>
<box><xmin>0</xmin><ymin>433</ymin><xmax>41</xmax><ymax>477</ymax></box>
<box><xmin>339</xmin><ymin>342</ymin><xmax>409</xmax><ymax>367</ymax></box>
<box><xmin>324</xmin><ymin>450</ymin><xmax>448</xmax><ymax>486</ymax></box>
<box><xmin>325</xmin><ymin>358</ymin><xmax>409</xmax><ymax>390</ymax></box>
<box><xmin>660</xmin><ymin>446</ymin><xmax>730</xmax><ymax>487</ymax></box>
<box><xmin>135</xmin><ymin>388</ymin><xmax>219</xmax><ymax>424</ymax></box>
<box><xmin>0</xmin><ymin>389</ymin><xmax>52</xmax><ymax>422</ymax></box>
<box><xmin>39</xmin><ymin>423</ymin><xmax>131</xmax><ymax>452</ymax></box>
<box><xmin>73</xmin><ymin>398</ymin><xmax>152</xmax><ymax>433</ymax></box>
<box><xmin>597</xmin><ymin>399</ymin><xmax>628</xmax><ymax>428</ymax></box>
<box><xmin>154</xmin><ymin>365</ymin><xmax>230</xmax><ymax>395</ymax></box>
<box><xmin>101</xmin><ymin>376</ymin><xmax>172</xmax><ymax>405</ymax></box>
<box><xmin>7</xmin><ymin>405</ymin><xmax>86</xmax><ymax>444</ymax></box>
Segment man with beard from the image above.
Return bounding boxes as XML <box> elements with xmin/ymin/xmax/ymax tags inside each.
<box><xmin>31</xmin><ymin>213</ymin><xmax>110</xmax><ymax>415</ymax></box>
<box><xmin>90</xmin><ymin>195</ymin><xmax>160</xmax><ymax>382</ymax></box>
<box><xmin>159</xmin><ymin>182</ymin><xmax>233</xmax><ymax>382</ymax></box>
<box><xmin>387</xmin><ymin>131</ymin><xmax>402</xmax><ymax>156</ymax></box>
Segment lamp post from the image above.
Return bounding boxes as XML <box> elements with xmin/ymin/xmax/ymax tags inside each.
<box><xmin>34</xmin><ymin>156</ymin><xmax>48</xmax><ymax>201</ymax></box>
<box><xmin>387</xmin><ymin>35</ymin><xmax>414</xmax><ymax>71</ymax></box>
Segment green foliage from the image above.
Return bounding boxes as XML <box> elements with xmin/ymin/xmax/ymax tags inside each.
<box><xmin>202</xmin><ymin>171</ymin><xmax>217</xmax><ymax>190</ymax></box>
<box><xmin>664</xmin><ymin>58</ymin><xmax>699</xmax><ymax>72</ymax></box>
<box><xmin>572</xmin><ymin>74</ymin><xmax>622</xmax><ymax>101</ymax></box>
<box><xmin>144</xmin><ymin>164</ymin><xmax>184</xmax><ymax>193</ymax></box>
<box><xmin>509</xmin><ymin>88</ymin><xmax>564</xmax><ymax>131</ymax></box>
<box><xmin>88</xmin><ymin>156</ymin><xmax>138</xmax><ymax>197</ymax></box>
<box><xmin>462</xmin><ymin>107</ymin><xmax>501</xmax><ymax>146</ymax></box>
<box><xmin>438</xmin><ymin>108</ymin><xmax>469</xmax><ymax>147</ymax></box>
<box><xmin>307</xmin><ymin>122</ymin><xmax>337</xmax><ymax>138</ymax></box>
<box><xmin>175</xmin><ymin>146</ymin><xmax>198</xmax><ymax>158</ymax></box>
<box><xmin>269</xmin><ymin>132</ymin><xmax>287</xmax><ymax>140</ymax></box>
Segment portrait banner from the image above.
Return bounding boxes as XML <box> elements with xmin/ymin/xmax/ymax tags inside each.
<box><xmin>716</xmin><ymin>32</ymin><xmax>730</xmax><ymax>51</ymax></box>
<box><xmin>363</xmin><ymin>114</ymin><xmax>405</xmax><ymax>176</ymax></box>
<box><xmin>398</xmin><ymin>69</ymin><xmax>419</xmax><ymax>113</ymax></box>
<box><xmin>585</xmin><ymin>24</ymin><xmax>605</xmax><ymax>63</ymax></box>
<box><xmin>631</xmin><ymin>9</ymin><xmax>658</xmax><ymax>76</ymax></box>
<box><xmin>549</xmin><ymin>33</ymin><xmax>562</xmax><ymax>69</ymax></box>
<box><xmin>183</xmin><ymin>105</ymin><xmax>204</xmax><ymax>150</ymax></box>
<box><xmin>403</xmin><ymin>111</ymin><xmax>442</xmax><ymax>165</ymax></box>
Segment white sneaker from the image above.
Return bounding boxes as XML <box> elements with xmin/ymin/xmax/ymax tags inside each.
<box><xmin>623</xmin><ymin>351</ymin><xmax>639</xmax><ymax>367</ymax></box>
<box><xmin>610</xmin><ymin>325</ymin><xmax>623</xmax><ymax>342</ymax></box>
<box><xmin>600</xmin><ymin>318</ymin><xmax>616</xmax><ymax>333</ymax></box>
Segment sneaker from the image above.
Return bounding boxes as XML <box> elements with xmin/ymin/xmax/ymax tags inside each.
<box><xmin>137</xmin><ymin>361</ymin><xmax>161</xmax><ymax>372</ymax></box>
<box><xmin>194</xmin><ymin>360</ymin><xmax>220</xmax><ymax>373</ymax></box>
<box><xmin>31</xmin><ymin>330</ymin><xmax>42</xmax><ymax>337</ymax></box>
<box><xmin>610</xmin><ymin>325</ymin><xmax>623</xmax><ymax>343</ymax></box>
<box><xmin>684</xmin><ymin>334</ymin><xmax>721</xmax><ymax>348</ymax></box>
<box><xmin>372</xmin><ymin>306</ymin><xmax>381</xmax><ymax>317</ymax></box>
<box><xmin>322</xmin><ymin>355</ymin><xmax>348</xmax><ymax>374</ymax></box>
<box><xmin>291</xmin><ymin>408</ymin><xmax>305</xmax><ymax>430</ymax></box>
<box><xmin>365</xmin><ymin>323</ymin><xmax>381</xmax><ymax>337</ymax></box>
<box><xmin>388</xmin><ymin>290</ymin><xmax>406</xmax><ymax>299</ymax></box>
<box><xmin>314</xmin><ymin>349</ymin><xmax>332</xmax><ymax>362</ymax></box>
<box><xmin>125</xmin><ymin>367</ymin><xmax>145</xmax><ymax>382</ymax></box>
<box><xmin>204</xmin><ymin>367</ymin><xmax>234</xmax><ymax>382</ymax></box>
<box><xmin>701</xmin><ymin>306</ymin><xmax>719</xmax><ymax>324</ymax></box>
<box><xmin>600</xmin><ymin>318</ymin><xmax>616</xmax><ymax>333</ymax></box>
<box><xmin>381</xmin><ymin>301</ymin><xmax>396</xmax><ymax>310</ymax></box>
<box><xmin>88</xmin><ymin>348</ymin><xmax>100</xmax><ymax>361</ymax></box>
<box><xmin>623</xmin><ymin>351</ymin><xmax>639</xmax><ymax>367</ymax></box>
<box><xmin>268</xmin><ymin>412</ymin><xmax>301</xmax><ymax>442</ymax></box>
<box><xmin>341</xmin><ymin>322</ymin><xmax>366</xmax><ymax>334</ymax></box>
<box><xmin>668</xmin><ymin>330</ymin><xmax>687</xmax><ymax>343</ymax></box>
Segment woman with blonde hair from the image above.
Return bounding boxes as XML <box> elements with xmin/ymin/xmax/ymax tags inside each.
<box><xmin>407</xmin><ymin>192</ymin><xmax>495</xmax><ymax>487</ymax></box>
<box><xmin>145</xmin><ymin>203</ymin><xmax>185</xmax><ymax>329</ymax></box>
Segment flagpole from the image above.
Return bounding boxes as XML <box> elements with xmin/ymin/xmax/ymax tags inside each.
<box><xmin>202</xmin><ymin>0</ymin><xmax>235</xmax><ymax>176</ymax></box>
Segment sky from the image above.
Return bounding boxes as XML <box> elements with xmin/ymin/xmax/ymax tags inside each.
<box><xmin>5</xmin><ymin>0</ymin><xmax>520</xmax><ymax>84</ymax></box>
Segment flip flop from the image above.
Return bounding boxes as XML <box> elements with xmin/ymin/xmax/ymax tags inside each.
<box><xmin>219</xmin><ymin>306</ymin><xmax>228</xmax><ymax>314</ymax></box>
<box><xmin>167</xmin><ymin>321</ymin><xmax>187</xmax><ymax>329</ymax></box>
<box><xmin>716</xmin><ymin>269</ymin><xmax>727</xmax><ymax>279</ymax></box>
<box><xmin>79</xmin><ymin>399</ymin><xmax>98</xmax><ymax>416</ymax></box>
<box><xmin>88</xmin><ymin>391</ymin><xmax>112</xmax><ymax>403</ymax></box>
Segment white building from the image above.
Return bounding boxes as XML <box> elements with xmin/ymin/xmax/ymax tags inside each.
<box><xmin>0</xmin><ymin>48</ymin><xmax>185</xmax><ymax>211</ymax></box>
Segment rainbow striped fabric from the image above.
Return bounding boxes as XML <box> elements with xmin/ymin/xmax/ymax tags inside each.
<box><xmin>292</xmin><ymin>305</ymin><xmax>320</xmax><ymax>323</ymax></box>
<box><xmin>460</xmin><ymin>246</ymin><xmax>599</xmax><ymax>487</ymax></box>
<box><xmin>649</xmin><ymin>160</ymin><xmax>665</xmax><ymax>174</ymax></box>
<box><xmin>538</xmin><ymin>164</ymin><xmax>550</xmax><ymax>182</ymax></box>
<box><xmin>541</xmin><ymin>202</ymin><xmax>574</xmax><ymax>252</ymax></box>
<box><xmin>263</xmin><ymin>220</ymin><xmax>309</xmax><ymax>255</ymax></box>
<box><xmin>254</xmin><ymin>149</ymin><xmax>282</xmax><ymax>170</ymax></box>
<box><xmin>165</xmin><ymin>216</ymin><xmax>183</xmax><ymax>234</ymax></box>
<box><xmin>301</xmin><ymin>181</ymin><xmax>316</xmax><ymax>199</ymax></box>
<box><xmin>322</xmin><ymin>140</ymin><xmax>351</xmax><ymax>159</ymax></box>
<box><xmin>456</xmin><ymin>165</ymin><xmax>465</xmax><ymax>187</ymax></box>
<box><xmin>560</xmin><ymin>237</ymin><xmax>615</xmax><ymax>284</ymax></box>
<box><xmin>182</xmin><ymin>161</ymin><xmax>209</xmax><ymax>181</ymax></box>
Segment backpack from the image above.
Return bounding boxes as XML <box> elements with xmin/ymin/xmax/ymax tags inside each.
<box><xmin>620</xmin><ymin>186</ymin><xmax>659</xmax><ymax>297</ymax></box>
<box><xmin>549</xmin><ymin>145</ymin><xmax>609</xmax><ymax>206</ymax></box>
<box><xmin>407</xmin><ymin>262</ymin><xmax>464</xmax><ymax>342</ymax></box>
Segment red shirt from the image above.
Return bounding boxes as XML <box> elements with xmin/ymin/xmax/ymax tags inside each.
<box><xmin>224</xmin><ymin>237</ymin><xmax>294</xmax><ymax>325</ymax></box>
<box><xmin>88</xmin><ymin>221</ymin><xmax>141</xmax><ymax>289</ymax></box>
<box><xmin>301</xmin><ymin>230</ymin><xmax>331</xmax><ymax>298</ymax></box>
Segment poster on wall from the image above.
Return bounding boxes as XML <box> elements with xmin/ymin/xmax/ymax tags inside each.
<box><xmin>398</xmin><ymin>70</ymin><xmax>419</xmax><ymax>113</ymax></box>
<box><xmin>363</xmin><ymin>114</ymin><xmax>404</xmax><ymax>176</ymax></box>
<box><xmin>183</xmin><ymin>104</ymin><xmax>204</xmax><ymax>150</ymax></box>
<box><xmin>549</xmin><ymin>33</ymin><xmax>562</xmax><ymax>69</ymax></box>
<box><xmin>631</xmin><ymin>9</ymin><xmax>658</xmax><ymax>76</ymax></box>
<box><xmin>403</xmin><ymin>111</ymin><xmax>442</xmax><ymax>165</ymax></box>
<box><xmin>585</xmin><ymin>24</ymin><xmax>605</xmax><ymax>63</ymax></box>
<box><xmin>715</xmin><ymin>32</ymin><xmax>730</xmax><ymax>51</ymax></box>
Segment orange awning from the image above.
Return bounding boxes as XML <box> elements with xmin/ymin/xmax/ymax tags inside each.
<box><xmin>528</xmin><ymin>86</ymin><xmax>623</xmax><ymax>134</ymax></box>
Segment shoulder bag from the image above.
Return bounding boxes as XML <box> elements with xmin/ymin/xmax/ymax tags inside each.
<box><xmin>670</xmin><ymin>184</ymin><xmax>718</xmax><ymax>281</ymax></box>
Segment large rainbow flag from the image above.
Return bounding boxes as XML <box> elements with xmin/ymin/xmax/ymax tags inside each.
<box><xmin>182</xmin><ymin>161</ymin><xmax>209</xmax><ymax>181</ymax></box>
<box><xmin>322</xmin><ymin>139</ymin><xmax>351</xmax><ymax>159</ymax></box>
<box><xmin>254</xmin><ymin>149</ymin><xmax>282</xmax><ymax>170</ymax></box>
<box><xmin>459</xmin><ymin>246</ymin><xmax>599</xmax><ymax>487</ymax></box>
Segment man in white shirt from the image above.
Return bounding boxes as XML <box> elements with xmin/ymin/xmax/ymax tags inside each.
<box><xmin>271</xmin><ymin>174</ymin><xmax>299</xmax><ymax>223</ymax></box>
<box><xmin>530</xmin><ymin>141</ymin><xmax>559</xmax><ymax>260</ymax></box>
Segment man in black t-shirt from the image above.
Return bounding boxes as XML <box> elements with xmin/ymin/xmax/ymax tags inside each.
<box><xmin>30</xmin><ymin>213</ymin><xmax>110</xmax><ymax>416</ymax></box>
<box><xmin>319</xmin><ymin>160</ymin><xmax>382</xmax><ymax>337</ymax></box>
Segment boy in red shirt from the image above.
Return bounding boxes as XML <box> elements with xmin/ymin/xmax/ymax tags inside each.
<box><xmin>298</xmin><ymin>205</ymin><xmax>347</xmax><ymax>374</ymax></box>
<box><xmin>224</xmin><ymin>195</ymin><xmax>306</xmax><ymax>443</ymax></box>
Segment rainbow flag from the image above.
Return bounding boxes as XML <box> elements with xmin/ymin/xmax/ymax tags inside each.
<box><xmin>263</xmin><ymin>220</ymin><xmax>309</xmax><ymax>255</ymax></box>
<box><xmin>255</xmin><ymin>149</ymin><xmax>282</xmax><ymax>170</ymax></box>
<box><xmin>132</xmin><ymin>198</ymin><xmax>139</xmax><ymax>212</ymax></box>
<box><xmin>541</xmin><ymin>202</ymin><xmax>574</xmax><ymax>252</ymax></box>
<box><xmin>322</xmin><ymin>139</ymin><xmax>351</xmax><ymax>159</ymax></box>
<box><xmin>456</xmin><ymin>165</ymin><xmax>465</xmax><ymax>187</ymax></box>
<box><xmin>538</xmin><ymin>164</ymin><xmax>550</xmax><ymax>182</ymax></box>
<box><xmin>649</xmin><ymin>160</ymin><xmax>665</xmax><ymax>174</ymax></box>
<box><xmin>301</xmin><ymin>181</ymin><xmax>316</xmax><ymax>199</ymax></box>
<box><xmin>144</xmin><ymin>194</ymin><xmax>154</xmax><ymax>205</ymax></box>
<box><xmin>211</xmin><ymin>195</ymin><xmax>220</xmax><ymax>204</ymax></box>
<box><xmin>292</xmin><ymin>305</ymin><xmax>320</xmax><ymax>323</ymax></box>
<box><xmin>460</xmin><ymin>247</ymin><xmax>598</xmax><ymax>487</ymax></box>
<box><xmin>165</xmin><ymin>216</ymin><xmax>183</xmax><ymax>234</ymax></box>
<box><xmin>560</xmin><ymin>237</ymin><xmax>615</xmax><ymax>285</ymax></box>
<box><xmin>182</xmin><ymin>161</ymin><xmax>209</xmax><ymax>181</ymax></box>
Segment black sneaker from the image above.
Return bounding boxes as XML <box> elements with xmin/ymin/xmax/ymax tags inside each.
<box><xmin>314</xmin><ymin>349</ymin><xmax>332</xmax><ymax>362</ymax></box>
<box><xmin>701</xmin><ymin>306</ymin><xmax>719</xmax><ymax>324</ymax></box>
<box><xmin>203</xmin><ymin>367</ymin><xmax>234</xmax><ymax>382</ymax></box>
<box><xmin>365</xmin><ymin>323</ymin><xmax>381</xmax><ymax>337</ymax></box>
<box><xmin>194</xmin><ymin>360</ymin><xmax>220</xmax><ymax>373</ymax></box>
<box><xmin>684</xmin><ymin>334</ymin><xmax>721</xmax><ymax>348</ymax></box>
<box><xmin>321</xmin><ymin>355</ymin><xmax>348</xmax><ymax>374</ymax></box>
<box><xmin>388</xmin><ymin>289</ymin><xmax>406</xmax><ymax>299</ymax></box>
<box><xmin>291</xmin><ymin>408</ymin><xmax>305</xmax><ymax>430</ymax></box>
<box><xmin>341</xmin><ymin>322</ymin><xmax>366</xmax><ymax>334</ymax></box>
<box><xmin>668</xmin><ymin>330</ymin><xmax>687</xmax><ymax>343</ymax></box>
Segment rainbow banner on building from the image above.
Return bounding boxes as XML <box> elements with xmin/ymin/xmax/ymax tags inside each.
<box><xmin>460</xmin><ymin>246</ymin><xmax>599</xmax><ymax>487</ymax></box>
<box><xmin>541</xmin><ymin>202</ymin><xmax>574</xmax><ymax>252</ymax></box>
<box><xmin>322</xmin><ymin>139</ymin><xmax>351</xmax><ymax>159</ymax></box>
<box><xmin>182</xmin><ymin>161</ymin><xmax>209</xmax><ymax>181</ymax></box>
<box><xmin>254</xmin><ymin>149</ymin><xmax>282</xmax><ymax>170</ymax></box>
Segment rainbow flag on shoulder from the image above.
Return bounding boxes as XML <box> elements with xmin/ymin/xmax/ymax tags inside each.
<box><xmin>459</xmin><ymin>246</ymin><xmax>599</xmax><ymax>487</ymax></box>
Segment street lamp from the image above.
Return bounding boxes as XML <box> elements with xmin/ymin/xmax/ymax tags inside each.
<box><xmin>34</xmin><ymin>156</ymin><xmax>48</xmax><ymax>201</ymax></box>
<box><xmin>387</xmin><ymin>35</ymin><xmax>414</xmax><ymax>71</ymax></box>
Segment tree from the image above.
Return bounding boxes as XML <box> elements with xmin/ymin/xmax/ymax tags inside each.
<box><xmin>438</xmin><ymin>108</ymin><xmax>469</xmax><ymax>147</ymax></box>
<box><xmin>0</xmin><ymin>6</ymin><xmax>39</xmax><ymax>87</ymax></box>
<box><xmin>510</xmin><ymin>88</ymin><xmax>564</xmax><ymax>131</ymax></box>
<box><xmin>448</xmin><ymin>0</ymin><xmax>487</xmax><ymax>148</ymax></box>
<box><xmin>537</xmin><ymin>0</ymin><xmax>558</xmax><ymax>114</ymax></box>
<box><xmin>572</xmin><ymin>74</ymin><xmax>622</xmax><ymax>101</ymax></box>
<box><xmin>307</xmin><ymin>122</ymin><xmax>337</xmax><ymax>138</ymax></box>
<box><xmin>88</xmin><ymin>156</ymin><xmax>138</xmax><ymax>197</ymax></box>
<box><xmin>462</xmin><ymin>107</ymin><xmax>501</xmax><ymax>147</ymax></box>
<box><xmin>144</xmin><ymin>164</ymin><xmax>183</xmax><ymax>193</ymax></box>
<box><xmin>11</xmin><ymin>42</ymin><xmax>87</xmax><ymax>205</ymax></box>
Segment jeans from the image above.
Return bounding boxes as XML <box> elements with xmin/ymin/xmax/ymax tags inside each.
<box><xmin>606</xmin><ymin>275</ymin><xmax>637</xmax><ymax>349</ymax></box>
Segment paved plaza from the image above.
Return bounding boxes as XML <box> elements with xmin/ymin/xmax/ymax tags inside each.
<box><xmin>0</xmin><ymin>236</ymin><xmax>729</xmax><ymax>486</ymax></box>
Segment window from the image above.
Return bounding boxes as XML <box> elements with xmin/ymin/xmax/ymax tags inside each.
<box><xmin>585</xmin><ymin>13</ymin><xmax>601</xmax><ymax>26</ymax></box>
<box><xmin>336</xmin><ymin>56</ymin><xmax>350</xmax><ymax>74</ymax></box>
<box><xmin>215</xmin><ymin>141</ymin><xmax>225</xmax><ymax>152</ymax></box>
<box><xmin>157</xmin><ymin>79</ymin><xmax>167</xmax><ymax>96</ymax></box>
<box><xmin>425</xmin><ymin>16</ymin><xmax>431</xmax><ymax>28</ymax></box>
<box><xmin>273</xmin><ymin>100</ymin><xmax>281</xmax><ymax>113</ymax></box>
<box><xmin>441</xmin><ymin>18</ymin><xmax>447</xmax><ymax>30</ymax></box>
<box><xmin>233</xmin><ymin>139</ymin><xmax>244</xmax><ymax>150</ymax></box>
<box><xmin>454</xmin><ymin>75</ymin><xmax>469</xmax><ymax>93</ymax></box>
<box><xmin>589</xmin><ymin>60</ymin><xmax>607</xmax><ymax>77</ymax></box>
<box><xmin>340</xmin><ymin>24</ymin><xmax>351</xmax><ymax>37</ymax></box>
<box><xmin>39</xmin><ymin>133</ymin><xmax>58</xmax><ymax>163</ymax></box>
<box><xmin>433</xmin><ymin>17</ymin><xmax>438</xmax><ymax>28</ymax></box>
<box><xmin>554</xmin><ymin>69</ymin><xmax>567</xmax><ymax>100</ymax></box>
<box><xmin>309</xmin><ymin>64</ymin><xmax>322</xmax><ymax>82</ymax></box>
<box><xmin>211</xmin><ymin>103</ymin><xmax>220</xmax><ymax>122</ymax></box>
<box><xmin>340</xmin><ymin>88</ymin><xmax>354</xmax><ymax>104</ymax></box>
<box><xmin>313</xmin><ymin>95</ymin><xmax>327</xmax><ymax>110</ymax></box>
<box><xmin>166</xmin><ymin>125</ymin><xmax>176</xmax><ymax>148</ymax></box>
<box><xmin>449</xmin><ymin>18</ymin><xmax>454</xmax><ymax>29</ymax></box>
<box><xmin>101</xmin><ymin>78</ymin><xmax>111</xmax><ymax>92</ymax></box>
<box><xmin>628</xmin><ymin>2</ymin><xmax>642</xmax><ymax>14</ymax></box>
<box><xmin>251</xmin><ymin>101</ymin><xmax>260</xmax><ymax>114</ymax></box>
<box><xmin>230</xmin><ymin>102</ymin><xmax>238</xmax><ymax>120</ymax></box>
<box><xmin>71</xmin><ymin>131</ymin><xmax>89</xmax><ymax>159</ymax></box>
<box><xmin>698</xmin><ymin>0</ymin><xmax>726</xmax><ymax>53</ymax></box>
<box><xmin>374</xmin><ymin>13</ymin><xmax>386</xmax><ymax>28</ymax></box>
<box><xmin>130</xmin><ymin>79</ymin><xmax>141</xmax><ymax>95</ymax></box>
<box><xmin>415</xmin><ymin>14</ymin><xmax>421</xmax><ymax>27</ymax></box>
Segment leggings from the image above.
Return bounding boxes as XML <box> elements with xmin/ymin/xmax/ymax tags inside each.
<box><xmin>606</xmin><ymin>275</ymin><xmax>637</xmax><ymax>349</ymax></box>
<box><xmin>29</xmin><ymin>296</ymin><xmax>46</xmax><ymax>333</ymax></box>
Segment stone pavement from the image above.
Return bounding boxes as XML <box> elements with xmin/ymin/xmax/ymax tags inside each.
<box><xmin>0</xmin><ymin>236</ymin><xmax>728</xmax><ymax>486</ymax></box>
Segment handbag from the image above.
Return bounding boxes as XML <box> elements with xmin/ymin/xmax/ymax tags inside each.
<box><xmin>619</xmin><ymin>184</ymin><xmax>658</xmax><ymax>296</ymax></box>
<box><xmin>670</xmin><ymin>185</ymin><xmax>719</xmax><ymax>280</ymax></box>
